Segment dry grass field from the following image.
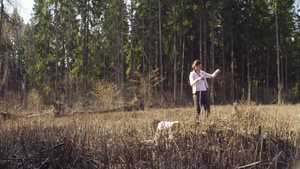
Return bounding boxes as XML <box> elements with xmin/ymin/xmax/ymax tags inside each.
<box><xmin>0</xmin><ymin>103</ymin><xmax>300</xmax><ymax>168</ymax></box>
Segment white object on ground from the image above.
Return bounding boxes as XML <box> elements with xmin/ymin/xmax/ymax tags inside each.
<box><xmin>157</xmin><ymin>121</ymin><xmax>179</xmax><ymax>131</ymax></box>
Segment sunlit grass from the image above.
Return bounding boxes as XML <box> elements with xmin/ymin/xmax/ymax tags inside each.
<box><xmin>0</xmin><ymin>103</ymin><xmax>300</xmax><ymax>168</ymax></box>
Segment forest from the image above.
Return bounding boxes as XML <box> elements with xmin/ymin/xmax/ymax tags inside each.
<box><xmin>1</xmin><ymin>0</ymin><xmax>300</xmax><ymax>168</ymax></box>
<box><xmin>0</xmin><ymin>0</ymin><xmax>300</xmax><ymax>111</ymax></box>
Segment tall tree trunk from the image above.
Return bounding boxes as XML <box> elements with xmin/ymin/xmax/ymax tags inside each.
<box><xmin>0</xmin><ymin>0</ymin><xmax>3</xmax><ymax>42</ymax></box>
<box><xmin>142</xmin><ymin>9</ymin><xmax>145</xmax><ymax>96</ymax></box>
<box><xmin>203</xmin><ymin>15</ymin><xmax>207</xmax><ymax>71</ymax></box>
<box><xmin>258</xmin><ymin>49</ymin><xmax>262</xmax><ymax>102</ymax></box>
<box><xmin>155</xmin><ymin>15</ymin><xmax>159</xmax><ymax>93</ymax></box>
<box><xmin>247</xmin><ymin>36</ymin><xmax>250</xmax><ymax>104</ymax></box>
<box><xmin>221</xmin><ymin>27</ymin><xmax>225</xmax><ymax>104</ymax></box>
<box><xmin>0</xmin><ymin>0</ymin><xmax>3</xmax><ymax>99</ymax></box>
<box><xmin>22</xmin><ymin>74</ymin><xmax>26</xmax><ymax>109</ymax></box>
<box><xmin>31</xmin><ymin>24</ymin><xmax>35</xmax><ymax>88</ymax></box>
<box><xmin>116</xmin><ymin>13</ymin><xmax>120</xmax><ymax>91</ymax></box>
<box><xmin>66</xmin><ymin>3</ymin><xmax>71</xmax><ymax>106</ymax></box>
<box><xmin>158</xmin><ymin>0</ymin><xmax>164</xmax><ymax>105</ymax></box>
<box><xmin>148</xmin><ymin>4</ymin><xmax>152</xmax><ymax>99</ymax></box>
<box><xmin>199</xmin><ymin>3</ymin><xmax>202</xmax><ymax>62</ymax></box>
<box><xmin>130</xmin><ymin>0</ymin><xmax>137</xmax><ymax>80</ymax></box>
<box><xmin>44</xmin><ymin>25</ymin><xmax>48</xmax><ymax>78</ymax></box>
<box><xmin>5</xmin><ymin>47</ymin><xmax>9</xmax><ymax>111</ymax></box>
<box><xmin>12</xmin><ymin>52</ymin><xmax>16</xmax><ymax>93</ymax></box>
<box><xmin>266</xmin><ymin>46</ymin><xmax>269</xmax><ymax>103</ymax></box>
<box><xmin>210</xmin><ymin>0</ymin><xmax>215</xmax><ymax>104</ymax></box>
<box><xmin>14</xmin><ymin>28</ymin><xmax>22</xmax><ymax>93</ymax></box>
<box><xmin>173</xmin><ymin>3</ymin><xmax>177</xmax><ymax>103</ymax></box>
<box><xmin>55</xmin><ymin>0</ymin><xmax>58</xmax><ymax>101</ymax></box>
<box><xmin>130</xmin><ymin>0</ymin><xmax>136</xmax><ymax>87</ymax></box>
<box><xmin>281</xmin><ymin>54</ymin><xmax>283</xmax><ymax>88</ymax></box>
<box><xmin>231</xmin><ymin>29</ymin><xmax>234</xmax><ymax>103</ymax></box>
<box><xmin>242</xmin><ymin>50</ymin><xmax>244</xmax><ymax>92</ymax></box>
<box><xmin>285</xmin><ymin>49</ymin><xmax>288</xmax><ymax>101</ymax></box>
<box><xmin>180</xmin><ymin>30</ymin><xmax>185</xmax><ymax>101</ymax></box>
<box><xmin>83</xmin><ymin>0</ymin><xmax>88</xmax><ymax>93</ymax></box>
<box><xmin>44</xmin><ymin>4</ymin><xmax>48</xmax><ymax>79</ymax></box>
<box><xmin>297</xmin><ymin>49</ymin><xmax>299</xmax><ymax>102</ymax></box>
<box><xmin>275</xmin><ymin>0</ymin><xmax>281</xmax><ymax>104</ymax></box>
<box><xmin>121</xmin><ymin>4</ymin><xmax>124</xmax><ymax>107</ymax></box>
<box><xmin>86</xmin><ymin>2</ymin><xmax>90</xmax><ymax>92</ymax></box>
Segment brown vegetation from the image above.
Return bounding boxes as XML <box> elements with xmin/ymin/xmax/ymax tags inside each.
<box><xmin>0</xmin><ymin>103</ymin><xmax>300</xmax><ymax>168</ymax></box>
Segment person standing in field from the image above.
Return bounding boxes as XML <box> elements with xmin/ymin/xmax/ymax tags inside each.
<box><xmin>189</xmin><ymin>60</ymin><xmax>221</xmax><ymax>116</ymax></box>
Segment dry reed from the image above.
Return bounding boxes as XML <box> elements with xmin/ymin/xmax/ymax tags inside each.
<box><xmin>0</xmin><ymin>103</ymin><xmax>300</xmax><ymax>168</ymax></box>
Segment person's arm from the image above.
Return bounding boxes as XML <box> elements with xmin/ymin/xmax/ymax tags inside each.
<box><xmin>189</xmin><ymin>72</ymin><xmax>203</xmax><ymax>86</ymax></box>
<box><xmin>202</xmin><ymin>69</ymin><xmax>221</xmax><ymax>79</ymax></box>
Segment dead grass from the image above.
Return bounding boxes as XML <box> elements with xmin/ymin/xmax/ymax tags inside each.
<box><xmin>0</xmin><ymin>103</ymin><xmax>300</xmax><ymax>168</ymax></box>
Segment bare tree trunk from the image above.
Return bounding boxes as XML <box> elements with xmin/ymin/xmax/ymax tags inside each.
<box><xmin>55</xmin><ymin>0</ymin><xmax>58</xmax><ymax>101</ymax></box>
<box><xmin>0</xmin><ymin>0</ymin><xmax>3</xmax><ymax>99</ymax></box>
<box><xmin>116</xmin><ymin>13</ymin><xmax>120</xmax><ymax>91</ymax></box>
<box><xmin>210</xmin><ymin>0</ymin><xmax>215</xmax><ymax>104</ymax></box>
<box><xmin>83</xmin><ymin>0</ymin><xmax>88</xmax><ymax>93</ymax></box>
<box><xmin>149</xmin><ymin>5</ymin><xmax>152</xmax><ymax>99</ymax></box>
<box><xmin>130</xmin><ymin>0</ymin><xmax>136</xmax><ymax>84</ymax></box>
<box><xmin>14</xmin><ymin>27</ymin><xmax>22</xmax><ymax>94</ymax></box>
<box><xmin>297</xmin><ymin>49</ymin><xmax>299</xmax><ymax>102</ymax></box>
<box><xmin>173</xmin><ymin>3</ymin><xmax>177</xmax><ymax>103</ymax></box>
<box><xmin>86</xmin><ymin>4</ymin><xmax>89</xmax><ymax>92</ymax></box>
<box><xmin>12</xmin><ymin>52</ymin><xmax>16</xmax><ymax>93</ymax></box>
<box><xmin>86</xmin><ymin>2</ymin><xmax>90</xmax><ymax>92</ymax></box>
<box><xmin>121</xmin><ymin>4</ymin><xmax>124</xmax><ymax>107</ymax></box>
<box><xmin>31</xmin><ymin>23</ymin><xmax>35</xmax><ymax>88</ymax></box>
<box><xmin>266</xmin><ymin>46</ymin><xmax>269</xmax><ymax>103</ymax></box>
<box><xmin>130</xmin><ymin>0</ymin><xmax>137</xmax><ymax>80</ymax></box>
<box><xmin>231</xmin><ymin>29</ymin><xmax>235</xmax><ymax>103</ymax></box>
<box><xmin>247</xmin><ymin>36</ymin><xmax>251</xmax><ymax>104</ymax></box>
<box><xmin>275</xmin><ymin>1</ymin><xmax>281</xmax><ymax>104</ymax></box>
<box><xmin>221</xmin><ymin>27</ymin><xmax>226</xmax><ymax>104</ymax></box>
<box><xmin>44</xmin><ymin>26</ymin><xmax>48</xmax><ymax>78</ymax></box>
<box><xmin>156</xmin><ymin>16</ymin><xmax>159</xmax><ymax>93</ymax></box>
<box><xmin>66</xmin><ymin>3</ymin><xmax>71</xmax><ymax>106</ymax></box>
<box><xmin>22</xmin><ymin>74</ymin><xmax>26</xmax><ymax>109</ymax></box>
<box><xmin>242</xmin><ymin>50</ymin><xmax>244</xmax><ymax>92</ymax></box>
<box><xmin>0</xmin><ymin>0</ymin><xmax>3</xmax><ymax>42</ymax></box>
<box><xmin>180</xmin><ymin>30</ymin><xmax>185</xmax><ymax>101</ymax></box>
<box><xmin>199</xmin><ymin>2</ymin><xmax>202</xmax><ymax>62</ymax></box>
<box><xmin>142</xmin><ymin>10</ymin><xmax>145</xmax><ymax>94</ymax></box>
<box><xmin>44</xmin><ymin>2</ymin><xmax>49</xmax><ymax>79</ymax></box>
<box><xmin>203</xmin><ymin>15</ymin><xmax>207</xmax><ymax>71</ymax></box>
<box><xmin>158</xmin><ymin>0</ymin><xmax>164</xmax><ymax>105</ymax></box>
<box><xmin>5</xmin><ymin>47</ymin><xmax>10</xmax><ymax>111</ymax></box>
<box><xmin>285</xmin><ymin>50</ymin><xmax>288</xmax><ymax>101</ymax></box>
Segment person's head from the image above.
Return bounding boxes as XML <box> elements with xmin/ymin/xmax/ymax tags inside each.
<box><xmin>192</xmin><ymin>60</ymin><xmax>202</xmax><ymax>71</ymax></box>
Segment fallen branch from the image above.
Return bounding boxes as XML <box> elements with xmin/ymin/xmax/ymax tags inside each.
<box><xmin>237</xmin><ymin>161</ymin><xmax>260</xmax><ymax>169</ymax></box>
<box><xmin>0</xmin><ymin>157</ymin><xmax>33</xmax><ymax>161</ymax></box>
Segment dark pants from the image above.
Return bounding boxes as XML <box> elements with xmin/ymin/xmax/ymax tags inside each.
<box><xmin>193</xmin><ymin>91</ymin><xmax>210</xmax><ymax>115</ymax></box>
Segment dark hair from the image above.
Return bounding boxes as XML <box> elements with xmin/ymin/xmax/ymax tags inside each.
<box><xmin>192</xmin><ymin>60</ymin><xmax>202</xmax><ymax>70</ymax></box>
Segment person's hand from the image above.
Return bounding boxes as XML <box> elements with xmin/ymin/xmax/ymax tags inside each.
<box><xmin>217</xmin><ymin>69</ymin><xmax>221</xmax><ymax>73</ymax></box>
<box><xmin>198</xmin><ymin>77</ymin><xmax>204</xmax><ymax>81</ymax></box>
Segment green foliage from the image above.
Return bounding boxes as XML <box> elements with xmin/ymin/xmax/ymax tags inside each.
<box><xmin>1</xmin><ymin>0</ymin><xmax>300</xmax><ymax>107</ymax></box>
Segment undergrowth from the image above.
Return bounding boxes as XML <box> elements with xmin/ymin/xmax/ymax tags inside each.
<box><xmin>0</xmin><ymin>103</ymin><xmax>300</xmax><ymax>168</ymax></box>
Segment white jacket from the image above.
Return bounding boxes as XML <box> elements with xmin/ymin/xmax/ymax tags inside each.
<box><xmin>189</xmin><ymin>70</ymin><xmax>219</xmax><ymax>94</ymax></box>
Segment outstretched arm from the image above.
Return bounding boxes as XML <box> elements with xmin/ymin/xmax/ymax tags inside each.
<box><xmin>202</xmin><ymin>69</ymin><xmax>221</xmax><ymax>79</ymax></box>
